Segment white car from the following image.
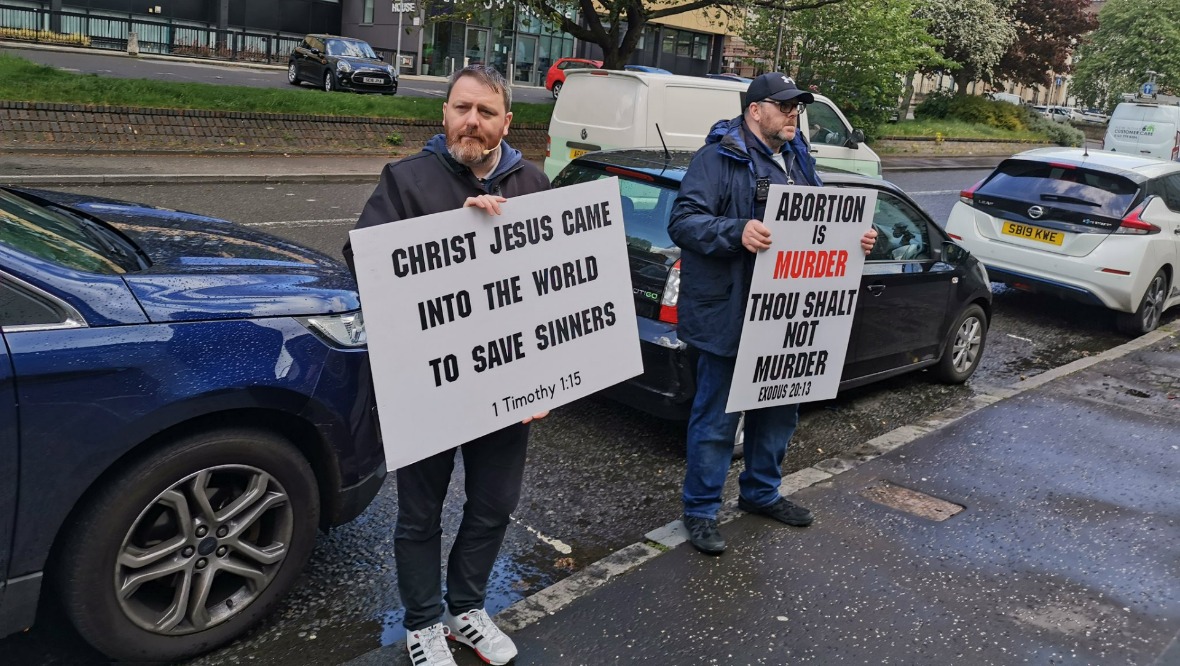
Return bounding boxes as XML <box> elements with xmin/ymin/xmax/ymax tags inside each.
<box><xmin>946</xmin><ymin>148</ymin><xmax>1180</xmax><ymax>335</ymax></box>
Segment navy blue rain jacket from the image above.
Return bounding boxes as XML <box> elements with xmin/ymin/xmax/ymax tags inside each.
<box><xmin>668</xmin><ymin>117</ymin><xmax>822</xmax><ymax>357</ymax></box>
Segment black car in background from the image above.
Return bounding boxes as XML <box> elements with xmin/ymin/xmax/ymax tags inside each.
<box><xmin>288</xmin><ymin>34</ymin><xmax>398</xmax><ymax>94</ymax></box>
<box><xmin>553</xmin><ymin>149</ymin><xmax>993</xmax><ymax>423</ymax></box>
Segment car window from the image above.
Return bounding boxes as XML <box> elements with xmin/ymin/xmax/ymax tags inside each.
<box><xmin>0</xmin><ymin>276</ymin><xmax>65</xmax><ymax>328</ymax></box>
<box><xmin>327</xmin><ymin>39</ymin><xmax>376</xmax><ymax>58</ymax></box>
<box><xmin>553</xmin><ymin>165</ymin><xmax>680</xmax><ymax>260</ymax></box>
<box><xmin>977</xmin><ymin>160</ymin><xmax>1142</xmax><ymax>219</ymax></box>
<box><xmin>1152</xmin><ymin>173</ymin><xmax>1180</xmax><ymax>212</ymax></box>
<box><xmin>806</xmin><ymin>100</ymin><xmax>849</xmax><ymax>147</ymax></box>
<box><xmin>0</xmin><ymin>190</ymin><xmax>126</xmax><ymax>274</ymax></box>
<box><xmin>868</xmin><ymin>191</ymin><xmax>931</xmax><ymax>261</ymax></box>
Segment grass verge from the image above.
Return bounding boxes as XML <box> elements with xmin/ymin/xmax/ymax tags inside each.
<box><xmin>0</xmin><ymin>53</ymin><xmax>555</xmax><ymax>124</ymax></box>
<box><xmin>879</xmin><ymin>118</ymin><xmax>1046</xmax><ymax>142</ymax></box>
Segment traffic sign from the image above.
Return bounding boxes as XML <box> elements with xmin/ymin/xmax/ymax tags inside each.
<box><xmin>1141</xmin><ymin>82</ymin><xmax>1155</xmax><ymax>96</ymax></box>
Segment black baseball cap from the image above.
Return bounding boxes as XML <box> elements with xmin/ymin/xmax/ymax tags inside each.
<box><xmin>746</xmin><ymin>73</ymin><xmax>815</xmax><ymax>106</ymax></box>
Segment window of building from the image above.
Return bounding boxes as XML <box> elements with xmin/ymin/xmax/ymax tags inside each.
<box><xmin>662</xmin><ymin>31</ymin><xmax>675</xmax><ymax>54</ymax></box>
<box><xmin>363</xmin><ymin>0</ymin><xmax>373</xmax><ymax>23</ymax></box>
<box><xmin>676</xmin><ymin>32</ymin><xmax>691</xmax><ymax>57</ymax></box>
<box><xmin>693</xmin><ymin>34</ymin><xmax>709</xmax><ymax>60</ymax></box>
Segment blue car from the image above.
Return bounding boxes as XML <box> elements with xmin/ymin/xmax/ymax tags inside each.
<box><xmin>0</xmin><ymin>186</ymin><xmax>385</xmax><ymax>661</ymax></box>
<box><xmin>624</xmin><ymin>65</ymin><xmax>673</xmax><ymax>74</ymax></box>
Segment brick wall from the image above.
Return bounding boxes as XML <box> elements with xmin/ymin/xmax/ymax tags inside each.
<box><xmin>0</xmin><ymin>101</ymin><xmax>550</xmax><ymax>157</ymax></box>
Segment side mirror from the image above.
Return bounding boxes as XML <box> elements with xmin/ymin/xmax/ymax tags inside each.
<box><xmin>849</xmin><ymin>128</ymin><xmax>865</xmax><ymax>148</ymax></box>
<box><xmin>941</xmin><ymin>241</ymin><xmax>968</xmax><ymax>264</ymax></box>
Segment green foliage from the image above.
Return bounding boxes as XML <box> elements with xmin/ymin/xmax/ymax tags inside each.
<box><xmin>1024</xmin><ymin>112</ymin><xmax>1085</xmax><ymax>147</ymax></box>
<box><xmin>0</xmin><ymin>54</ymin><xmax>555</xmax><ymax>124</ymax></box>
<box><xmin>915</xmin><ymin>91</ymin><xmax>1027</xmax><ymax>131</ymax></box>
<box><xmin>385</xmin><ymin>132</ymin><xmax>404</xmax><ymax>146</ymax></box>
<box><xmin>881</xmin><ymin>118</ymin><xmax>1043</xmax><ymax>141</ymax></box>
<box><xmin>741</xmin><ymin>0</ymin><xmax>945</xmax><ymax>137</ymax></box>
<box><xmin>1071</xmin><ymin>0</ymin><xmax>1180</xmax><ymax>110</ymax></box>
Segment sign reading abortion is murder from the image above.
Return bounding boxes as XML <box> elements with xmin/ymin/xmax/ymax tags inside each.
<box><xmin>350</xmin><ymin>178</ymin><xmax>642</xmax><ymax>470</ymax></box>
<box><xmin>725</xmin><ymin>185</ymin><xmax>876</xmax><ymax>413</ymax></box>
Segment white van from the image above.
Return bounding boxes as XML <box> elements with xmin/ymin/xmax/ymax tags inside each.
<box><xmin>1103</xmin><ymin>100</ymin><xmax>1180</xmax><ymax>162</ymax></box>
<box><xmin>989</xmin><ymin>92</ymin><xmax>1024</xmax><ymax>106</ymax></box>
<box><xmin>542</xmin><ymin>69</ymin><xmax>881</xmax><ymax>180</ymax></box>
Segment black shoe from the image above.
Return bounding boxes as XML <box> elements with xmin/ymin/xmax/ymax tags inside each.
<box><xmin>682</xmin><ymin>515</ymin><xmax>726</xmax><ymax>555</ymax></box>
<box><xmin>738</xmin><ymin>496</ymin><xmax>814</xmax><ymax>527</ymax></box>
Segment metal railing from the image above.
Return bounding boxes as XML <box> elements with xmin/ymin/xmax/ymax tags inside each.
<box><xmin>0</xmin><ymin>4</ymin><xmax>302</xmax><ymax>64</ymax></box>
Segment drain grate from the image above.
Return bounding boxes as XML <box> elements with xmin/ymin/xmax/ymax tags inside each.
<box><xmin>860</xmin><ymin>481</ymin><xmax>964</xmax><ymax>521</ymax></box>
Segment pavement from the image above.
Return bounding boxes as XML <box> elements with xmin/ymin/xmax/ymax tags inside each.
<box><xmin>5</xmin><ymin>149</ymin><xmax>1177</xmax><ymax>665</ymax></box>
<box><xmin>0</xmin><ymin>151</ymin><xmax>1005</xmax><ymax>186</ymax></box>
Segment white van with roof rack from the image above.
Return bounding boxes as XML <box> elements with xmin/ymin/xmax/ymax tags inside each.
<box><xmin>1103</xmin><ymin>94</ymin><xmax>1180</xmax><ymax>162</ymax></box>
<box><xmin>542</xmin><ymin>69</ymin><xmax>881</xmax><ymax>180</ymax></box>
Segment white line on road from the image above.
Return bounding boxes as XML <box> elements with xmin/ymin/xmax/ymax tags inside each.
<box><xmin>242</xmin><ymin>218</ymin><xmax>357</xmax><ymax>228</ymax></box>
<box><xmin>512</xmin><ymin>518</ymin><xmax>573</xmax><ymax>555</ymax></box>
<box><xmin>1007</xmin><ymin>334</ymin><xmax>1033</xmax><ymax>343</ymax></box>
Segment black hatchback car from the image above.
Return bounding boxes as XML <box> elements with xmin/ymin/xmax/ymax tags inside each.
<box><xmin>552</xmin><ymin>149</ymin><xmax>993</xmax><ymax>421</ymax></box>
<box><xmin>288</xmin><ymin>34</ymin><xmax>398</xmax><ymax>94</ymax></box>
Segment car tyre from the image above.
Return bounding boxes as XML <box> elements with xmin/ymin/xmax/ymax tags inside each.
<box><xmin>324</xmin><ymin>71</ymin><xmax>336</xmax><ymax>92</ymax></box>
<box><xmin>55</xmin><ymin>428</ymin><xmax>319</xmax><ymax>662</ymax></box>
<box><xmin>935</xmin><ymin>303</ymin><xmax>987</xmax><ymax>383</ymax></box>
<box><xmin>1117</xmin><ymin>269</ymin><xmax>1167</xmax><ymax>336</ymax></box>
<box><xmin>552</xmin><ymin>81</ymin><xmax>562</xmax><ymax>98</ymax></box>
<box><xmin>287</xmin><ymin>63</ymin><xmax>300</xmax><ymax>86</ymax></box>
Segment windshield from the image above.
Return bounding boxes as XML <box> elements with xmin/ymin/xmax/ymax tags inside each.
<box><xmin>327</xmin><ymin>39</ymin><xmax>377</xmax><ymax>59</ymax></box>
<box><xmin>0</xmin><ymin>188</ymin><xmax>130</xmax><ymax>274</ymax></box>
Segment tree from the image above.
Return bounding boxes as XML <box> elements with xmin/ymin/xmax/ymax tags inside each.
<box><xmin>1070</xmin><ymin>0</ymin><xmax>1180</xmax><ymax>110</ymax></box>
<box><xmin>913</xmin><ymin>0</ymin><xmax>1017</xmax><ymax>95</ymax></box>
<box><xmin>429</xmin><ymin>0</ymin><xmax>847</xmax><ymax>70</ymax></box>
<box><xmin>992</xmin><ymin>0</ymin><xmax>1096</xmax><ymax>89</ymax></box>
<box><xmin>741</xmin><ymin>0</ymin><xmax>945</xmax><ymax>132</ymax></box>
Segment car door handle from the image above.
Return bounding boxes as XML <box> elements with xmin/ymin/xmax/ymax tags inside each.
<box><xmin>866</xmin><ymin>284</ymin><xmax>886</xmax><ymax>296</ymax></box>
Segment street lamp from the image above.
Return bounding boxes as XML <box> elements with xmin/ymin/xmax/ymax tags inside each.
<box><xmin>392</xmin><ymin>1</ymin><xmax>416</xmax><ymax>76</ymax></box>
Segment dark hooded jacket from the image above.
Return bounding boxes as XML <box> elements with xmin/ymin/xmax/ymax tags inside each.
<box><xmin>668</xmin><ymin>117</ymin><xmax>822</xmax><ymax>357</ymax></box>
<box><xmin>343</xmin><ymin>134</ymin><xmax>549</xmax><ymax>273</ymax></box>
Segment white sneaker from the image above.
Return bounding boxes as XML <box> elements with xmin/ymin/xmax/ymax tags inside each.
<box><xmin>406</xmin><ymin>623</ymin><xmax>457</xmax><ymax>666</ymax></box>
<box><xmin>443</xmin><ymin>607</ymin><xmax>518</xmax><ymax>665</ymax></box>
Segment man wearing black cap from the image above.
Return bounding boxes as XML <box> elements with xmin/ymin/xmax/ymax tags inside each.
<box><xmin>668</xmin><ymin>73</ymin><xmax>877</xmax><ymax>555</ymax></box>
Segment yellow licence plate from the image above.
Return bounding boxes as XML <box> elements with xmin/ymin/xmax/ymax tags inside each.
<box><xmin>1001</xmin><ymin>221</ymin><xmax>1063</xmax><ymax>246</ymax></box>
<box><xmin>569</xmin><ymin>148</ymin><xmax>589</xmax><ymax>160</ymax></box>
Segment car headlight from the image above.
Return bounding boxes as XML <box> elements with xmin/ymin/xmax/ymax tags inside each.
<box><xmin>300</xmin><ymin>311</ymin><xmax>366</xmax><ymax>348</ymax></box>
<box><xmin>337</xmin><ymin>60</ymin><xmax>352</xmax><ymax>73</ymax></box>
<box><xmin>387</xmin><ymin>65</ymin><xmax>397</xmax><ymax>77</ymax></box>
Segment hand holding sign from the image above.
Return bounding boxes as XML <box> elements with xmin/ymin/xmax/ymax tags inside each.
<box><xmin>726</xmin><ymin>185</ymin><xmax>877</xmax><ymax>413</ymax></box>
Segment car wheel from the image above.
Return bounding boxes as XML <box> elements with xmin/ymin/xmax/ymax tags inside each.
<box><xmin>935</xmin><ymin>303</ymin><xmax>987</xmax><ymax>383</ymax></box>
<box><xmin>56</xmin><ymin>428</ymin><xmax>319</xmax><ymax>662</ymax></box>
<box><xmin>552</xmin><ymin>81</ymin><xmax>562</xmax><ymax>99</ymax></box>
<box><xmin>287</xmin><ymin>63</ymin><xmax>300</xmax><ymax>86</ymax></box>
<box><xmin>324</xmin><ymin>71</ymin><xmax>335</xmax><ymax>92</ymax></box>
<box><xmin>1117</xmin><ymin>269</ymin><xmax>1168</xmax><ymax>336</ymax></box>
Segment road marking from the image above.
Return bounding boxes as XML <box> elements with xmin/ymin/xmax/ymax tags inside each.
<box><xmin>243</xmin><ymin>218</ymin><xmax>356</xmax><ymax>228</ymax></box>
<box><xmin>512</xmin><ymin>517</ymin><xmax>573</xmax><ymax>554</ymax></box>
<box><xmin>907</xmin><ymin>189</ymin><xmax>961</xmax><ymax>196</ymax></box>
<box><xmin>1007</xmin><ymin>333</ymin><xmax>1033</xmax><ymax>343</ymax></box>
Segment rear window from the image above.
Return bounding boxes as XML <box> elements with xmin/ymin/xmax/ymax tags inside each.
<box><xmin>977</xmin><ymin>160</ymin><xmax>1141</xmax><ymax>219</ymax></box>
<box><xmin>553</xmin><ymin>164</ymin><xmax>680</xmax><ymax>257</ymax></box>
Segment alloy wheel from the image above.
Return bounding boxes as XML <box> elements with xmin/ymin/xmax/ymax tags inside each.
<box><xmin>114</xmin><ymin>465</ymin><xmax>293</xmax><ymax>635</ymax></box>
<box><xmin>324</xmin><ymin>72</ymin><xmax>333</xmax><ymax>92</ymax></box>
<box><xmin>287</xmin><ymin>63</ymin><xmax>297</xmax><ymax>84</ymax></box>
<box><xmin>950</xmin><ymin>315</ymin><xmax>983</xmax><ymax>374</ymax></box>
<box><xmin>1140</xmin><ymin>274</ymin><xmax>1166</xmax><ymax>332</ymax></box>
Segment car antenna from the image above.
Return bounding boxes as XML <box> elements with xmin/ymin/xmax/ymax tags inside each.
<box><xmin>655</xmin><ymin>122</ymin><xmax>671</xmax><ymax>162</ymax></box>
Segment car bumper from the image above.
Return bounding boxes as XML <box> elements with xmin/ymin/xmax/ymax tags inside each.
<box><xmin>338</xmin><ymin>73</ymin><xmax>398</xmax><ymax>93</ymax></box>
<box><xmin>332</xmin><ymin>458</ymin><xmax>386</xmax><ymax>526</ymax></box>
<box><xmin>945</xmin><ymin>204</ymin><xmax>1156</xmax><ymax>313</ymax></box>
<box><xmin>599</xmin><ymin>318</ymin><xmax>697</xmax><ymax>421</ymax></box>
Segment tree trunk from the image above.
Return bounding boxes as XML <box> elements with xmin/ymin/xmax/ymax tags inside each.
<box><xmin>898</xmin><ymin>70</ymin><xmax>916</xmax><ymax>120</ymax></box>
<box><xmin>953</xmin><ymin>70</ymin><xmax>973</xmax><ymax>97</ymax></box>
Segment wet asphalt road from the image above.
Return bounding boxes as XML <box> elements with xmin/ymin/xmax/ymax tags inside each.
<box><xmin>3</xmin><ymin>172</ymin><xmax>1171</xmax><ymax>665</ymax></box>
<box><xmin>0</xmin><ymin>46</ymin><xmax>558</xmax><ymax>104</ymax></box>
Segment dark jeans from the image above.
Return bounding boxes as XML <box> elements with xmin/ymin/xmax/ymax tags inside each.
<box><xmin>683</xmin><ymin>350</ymin><xmax>800</xmax><ymax>519</ymax></box>
<box><xmin>395</xmin><ymin>422</ymin><xmax>529</xmax><ymax>631</ymax></box>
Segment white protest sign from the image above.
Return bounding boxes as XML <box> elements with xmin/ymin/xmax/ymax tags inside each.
<box><xmin>350</xmin><ymin>177</ymin><xmax>643</xmax><ymax>470</ymax></box>
<box><xmin>725</xmin><ymin>185</ymin><xmax>877</xmax><ymax>413</ymax></box>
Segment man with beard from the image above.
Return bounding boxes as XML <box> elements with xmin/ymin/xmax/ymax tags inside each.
<box><xmin>343</xmin><ymin>64</ymin><xmax>549</xmax><ymax>666</ymax></box>
<box><xmin>669</xmin><ymin>73</ymin><xmax>877</xmax><ymax>556</ymax></box>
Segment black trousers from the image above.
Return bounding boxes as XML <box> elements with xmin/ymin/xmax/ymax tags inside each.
<box><xmin>395</xmin><ymin>422</ymin><xmax>530</xmax><ymax>631</ymax></box>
